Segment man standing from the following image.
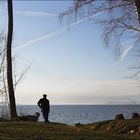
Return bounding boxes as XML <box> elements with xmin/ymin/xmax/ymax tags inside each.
<box><xmin>38</xmin><ymin>94</ymin><xmax>50</xmax><ymax>122</ymax></box>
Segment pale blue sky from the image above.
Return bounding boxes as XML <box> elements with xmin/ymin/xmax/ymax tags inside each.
<box><xmin>0</xmin><ymin>1</ymin><xmax>140</xmax><ymax>105</ymax></box>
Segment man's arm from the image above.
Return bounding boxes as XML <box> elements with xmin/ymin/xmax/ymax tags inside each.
<box><xmin>48</xmin><ymin>100</ymin><xmax>50</xmax><ymax>112</ymax></box>
<box><xmin>37</xmin><ymin>99</ymin><xmax>41</xmax><ymax>108</ymax></box>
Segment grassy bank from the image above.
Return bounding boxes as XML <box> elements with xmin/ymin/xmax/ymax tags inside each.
<box><xmin>0</xmin><ymin>119</ymin><xmax>140</xmax><ymax>140</ymax></box>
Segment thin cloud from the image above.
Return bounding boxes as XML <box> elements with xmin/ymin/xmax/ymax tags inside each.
<box><xmin>115</xmin><ymin>44</ymin><xmax>134</xmax><ymax>65</ymax></box>
<box><xmin>15</xmin><ymin>10</ymin><xmax>58</xmax><ymax>18</ymax></box>
<box><xmin>15</xmin><ymin>12</ymin><xmax>102</xmax><ymax>51</ymax></box>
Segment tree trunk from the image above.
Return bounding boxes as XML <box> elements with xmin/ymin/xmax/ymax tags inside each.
<box><xmin>7</xmin><ymin>0</ymin><xmax>17</xmax><ymax>120</ymax></box>
<box><xmin>134</xmin><ymin>0</ymin><xmax>140</xmax><ymax>23</ymax></box>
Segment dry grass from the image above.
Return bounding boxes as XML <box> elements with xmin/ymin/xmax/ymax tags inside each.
<box><xmin>0</xmin><ymin>120</ymin><xmax>139</xmax><ymax>139</ymax></box>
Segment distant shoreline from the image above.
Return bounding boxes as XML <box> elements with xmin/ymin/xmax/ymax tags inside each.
<box><xmin>16</xmin><ymin>104</ymin><xmax>140</xmax><ymax>106</ymax></box>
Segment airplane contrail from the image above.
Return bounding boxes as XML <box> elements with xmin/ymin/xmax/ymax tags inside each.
<box><xmin>15</xmin><ymin>12</ymin><xmax>101</xmax><ymax>51</ymax></box>
<box><xmin>115</xmin><ymin>44</ymin><xmax>134</xmax><ymax>65</ymax></box>
<box><xmin>16</xmin><ymin>10</ymin><xmax>58</xmax><ymax>17</ymax></box>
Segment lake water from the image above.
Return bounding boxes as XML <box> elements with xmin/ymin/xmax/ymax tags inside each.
<box><xmin>16</xmin><ymin>105</ymin><xmax>140</xmax><ymax>124</ymax></box>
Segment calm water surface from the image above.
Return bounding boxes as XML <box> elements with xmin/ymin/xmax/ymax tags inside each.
<box><xmin>16</xmin><ymin>105</ymin><xmax>140</xmax><ymax>124</ymax></box>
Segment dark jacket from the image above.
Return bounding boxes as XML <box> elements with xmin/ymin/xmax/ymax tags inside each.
<box><xmin>38</xmin><ymin>98</ymin><xmax>50</xmax><ymax>113</ymax></box>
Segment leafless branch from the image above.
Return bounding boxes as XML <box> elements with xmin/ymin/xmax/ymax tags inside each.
<box><xmin>14</xmin><ymin>61</ymin><xmax>32</xmax><ymax>91</ymax></box>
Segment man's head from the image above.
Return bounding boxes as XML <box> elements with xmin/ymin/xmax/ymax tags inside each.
<box><xmin>43</xmin><ymin>94</ymin><xmax>47</xmax><ymax>98</ymax></box>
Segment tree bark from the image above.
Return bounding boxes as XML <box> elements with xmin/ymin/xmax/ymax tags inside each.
<box><xmin>134</xmin><ymin>0</ymin><xmax>140</xmax><ymax>23</ymax></box>
<box><xmin>7</xmin><ymin>0</ymin><xmax>17</xmax><ymax>119</ymax></box>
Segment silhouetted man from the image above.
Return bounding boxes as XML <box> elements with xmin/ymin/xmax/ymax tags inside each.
<box><xmin>38</xmin><ymin>94</ymin><xmax>50</xmax><ymax>122</ymax></box>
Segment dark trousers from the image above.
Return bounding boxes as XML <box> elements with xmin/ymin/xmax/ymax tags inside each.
<box><xmin>42</xmin><ymin>111</ymin><xmax>49</xmax><ymax>122</ymax></box>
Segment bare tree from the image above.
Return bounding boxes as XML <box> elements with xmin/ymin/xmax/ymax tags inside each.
<box><xmin>0</xmin><ymin>31</ymin><xmax>31</xmax><ymax>119</ymax></box>
<box><xmin>0</xmin><ymin>32</ymin><xmax>10</xmax><ymax>119</ymax></box>
<box><xmin>6</xmin><ymin>0</ymin><xmax>17</xmax><ymax>119</ymax></box>
<box><xmin>60</xmin><ymin>0</ymin><xmax>140</xmax><ymax>58</ymax></box>
<box><xmin>0</xmin><ymin>0</ymin><xmax>31</xmax><ymax>119</ymax></box>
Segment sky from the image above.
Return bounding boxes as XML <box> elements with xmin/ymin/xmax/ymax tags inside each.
<box><xmin>0</xmin><ymin>1</ymin><xmax>140</xmax><ymax>105</ymax></box>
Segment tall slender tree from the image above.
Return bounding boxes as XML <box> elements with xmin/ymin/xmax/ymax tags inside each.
<box><xmin>7</xmin><ymin>0</ymin><xmax>17</xmax><ymax>119</ymax></box>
